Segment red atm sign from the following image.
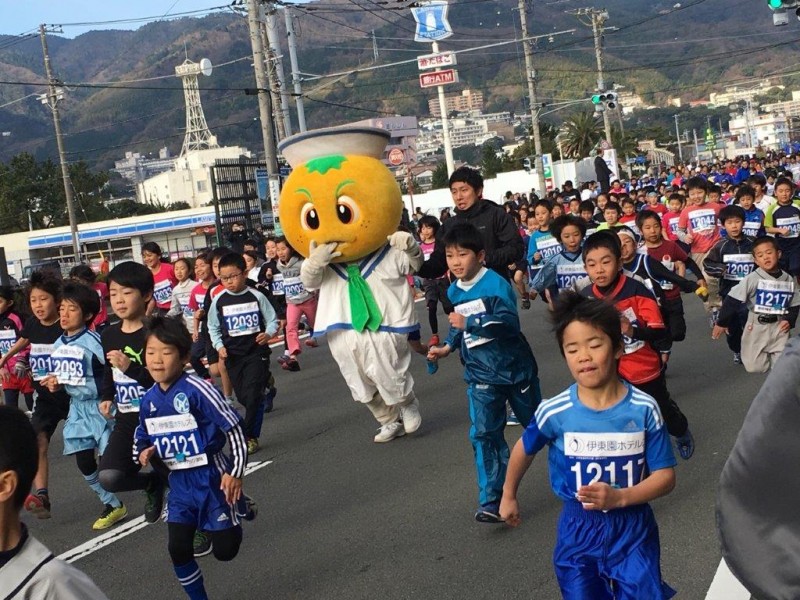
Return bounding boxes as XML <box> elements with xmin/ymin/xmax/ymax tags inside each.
<box><xmin>419</xmin><ymin>69</ymin><xmax>459</xmax><ymax>88</ymax></box>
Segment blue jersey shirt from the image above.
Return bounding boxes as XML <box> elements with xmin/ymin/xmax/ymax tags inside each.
<box><xmin>51</xmin><ymin>327</ymin><xmax>104</xmax><ymax>403</ymax></box>
<box><xmin>445</xmin><ymin>267</ymin><xmax>536</xmax><ymax>385</ymax></box>
<box><xmin>741</xmin><ymin>206</ymin><xmax>765</xmax><ymax>239</ymax></box>
<box><xmin>529</xmin><ymin>250</ymin><xmax>587</xmax><ymax>293</ymax></box>
<box><xmin>527</xmin><ymin>230</ymin><xmax>562</xmax><ymax>271</ymax></box>
<box><xmin>134</xmin><ymin>373</ymin><xmax>246</xmax><ymax>477</ymax></box>
<box><xmin>522</xmin><ymin>382</ymin><xmax>676</xmax><ymax>503</ymax></box>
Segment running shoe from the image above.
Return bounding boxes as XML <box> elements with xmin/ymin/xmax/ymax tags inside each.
<box><xmin>428</xmin><ymin>334</ymin><xmax>440</xmax><ymax>347</ymax></box>
<box><xmin>521</xmin><ymin>298</ymin><xmax>531</xmax><ymax>310</ymax></box>
<box><xmin>474</xmin><ymin>502</ymin><xmax>503</xmax><ymax>524</ymax></box>
<box><xmin>733</xmin><ymin>352</ymin><xmax>742</xmax><ymax>364</ymax></box>
<box><xmin>247</xmin><ymin>438</ymin><xmax>260</xmax><ymax>455</ymax></box>
<box><xmin>92</xmin><ymin>503</ymin><xmax>127</xmax><ymax>530</ymax></box>
<box><xmin>675</xmin><ymin>430</ymin><xmax>695</xmax><ymax>460</ymax></box>
<box><xmin>304</xmin><ymin>338</ymin><xmax>318</xmax><ymax>348</ymax></box>
<box><xmin>709</xmin><ymin>308</ymin><xmax>720</xmax><ymax>329</ymax></box>
<box><xmin>236</xmin><ymin>494</ymin><xmax>258</xmax><ymax>522</ymax></box>
<box><xmin>24</xmin><ymin>493</ymin><xmax>51</xmax><ymax>519</ymax></box>
<box><xmin>506</xmin><ymin>410</ymin><xmax>521</xmax><ymax>426</ymax></box>
<box><xmin>143</xmin><ymin>479</ymin><xmax>165</xmax><ymax>524</ymax></box>
<box><xmin>193</xmin><ymin>530</ymin><xmax>213</xmax><ymax>557</ymax></box>
<box><xmin>400</xmin><ymin>397</ymin><xmax>422</xmax><ymax>434</ymax></box>
<box><xmin>373</xmin><ymin>421</ymin><xmax>405</xmax><ymax>443</ymax></box>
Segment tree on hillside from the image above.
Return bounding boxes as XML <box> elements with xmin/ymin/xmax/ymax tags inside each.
<box><xmin>431</xmin><ymin>162</ymin><xmax>449</xmax><ymax>190</ymax></box>
<box><xmin>480</xmin><ymin>144</ymin><xmax>503</xmax><ymax>179</ymax></box>
<box><xmin>561</xmin><ymin>111</ymin><xmax>603</xmax><ymax>159</ymax></box>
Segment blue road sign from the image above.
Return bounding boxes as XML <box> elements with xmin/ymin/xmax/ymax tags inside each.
<box><xmin>411</xmin><ymin>1</ymin><xmax>453</xmax><ymax>43</ymax></box>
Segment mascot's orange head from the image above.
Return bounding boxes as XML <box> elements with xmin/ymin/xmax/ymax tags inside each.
<box><xmin>278</xmin><ymin>126</ymin><xmax>402</xmax><ymax>263</ymax></box>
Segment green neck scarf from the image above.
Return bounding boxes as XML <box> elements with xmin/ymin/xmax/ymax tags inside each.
<box><xmin>346</xmin><ymin>264</ymin><xmax>382</xmax><ymax>332</ymax></box>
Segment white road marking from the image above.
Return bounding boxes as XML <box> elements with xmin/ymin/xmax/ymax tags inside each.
<box><xmin>706</xmin><ymin>558</ymin><xmax>751</xmax><ymax>600</ymax></box>
<box><xmin>58</xmin><ymin>460</ymin><xmax>273</xmax><ymax>564</ymax></box>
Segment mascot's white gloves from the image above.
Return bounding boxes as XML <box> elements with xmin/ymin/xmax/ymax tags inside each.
<box><xmin>387</xmin><ymin>231</ymin><xmax>424</xmax><ymax>272</ymax></box>
<box><xmin>301</xmin><ymin>240</ymin><xmax>342</xmax><ymax>290</ymax></box>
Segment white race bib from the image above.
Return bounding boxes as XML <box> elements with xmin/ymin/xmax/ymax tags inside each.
<box><xmin>776</xmin><ymin>216</ymin><xmax>800</xmax><ymax>239</ymax></box>
<box><xmin>620</xmin><ymin>307</ymin><xmax>645</xmax><ymax>354</ymax></box>
<box><xmin>0</xmin><ymin>329</ymin><xmax>16</xmax><ymax>355</ymax></box>
<box><xmin>29</xmin><ymin>343</ymin><xmax>54</xmax><ymax>381</ymax></box>
<box><xmin>455</xmin><ymin>299</ymin><xmax>491</xmax><ymax>348</ymax></box>
<box><xmin>113</xmin><ymin>367</ymin><xmax>146</xmax><ymax>413</ymax></box>
<box><xmin>723</xmin><ymin>254</ymin><xmax>755</xmax><ymax>281</ymax></box>
<box><xmin>754</xmin><ymin>279</ymin><xmax>794</xmax><ymax>315</ymax></box>
<box><xmin>564</xmin><ymin>431</ymin><xmax>646</xmax><ymax>495</ymax></box>
<box><xmin>50</xmin><ymin>345</ymin><xmax>86</xmax><ymax>386</ymax></box>
<box><xmin>556</xmin><ymin>263</ymin><xmax>587</xmax><ymax>291</ymax></box>
<box><xmin>271</xmin><ymin>273</ymin><xmax>285</xmax><ymax>296</ymax></box>
<box><xmin>153</xmin><ymin>279</ymin><xmax>173</xmax><ymax>305</ymax></box>
<box><xmin>222</xmin><ymin>302</ymin><xmax>260</xmax><ymax>337</ymax></box>
<box><xmin>145</xmin><ymin>412</ymin><xmax>208</xmax><ymax>470</ymax></box>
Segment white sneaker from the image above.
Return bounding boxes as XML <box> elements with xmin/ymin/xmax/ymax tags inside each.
<box><xmin>400</xmin><ymin>398</ymin><xmax>422</xmax><ymax>434</ymax></box>
<box><xmin>373</xmin><ymin>421</ymin><xmax>406</xmax><ymax>443</ymax></box>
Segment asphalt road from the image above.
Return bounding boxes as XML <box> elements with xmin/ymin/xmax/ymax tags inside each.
<box><xmin>23</xmin><ymin>297</ymin><xmax>767</xmax><ymax>600</ymax></box>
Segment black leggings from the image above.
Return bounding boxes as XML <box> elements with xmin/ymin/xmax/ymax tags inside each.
<box><xmin>168</xmin><ymin>522</ymin><xmax>243</xmax><ymax>565</ymax></box>
<box><xmin>75</xmin><ymin>449</ymin><xmax>98</xmax><ymax>476</ymax></box>
<box><xmin>4</xmin><ymin>389</ymin><xmax>34</xmax><ymax>411</ymax></box>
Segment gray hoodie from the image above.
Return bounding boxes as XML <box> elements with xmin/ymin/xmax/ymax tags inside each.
<box><xmin>276</xmin><ymin>255</ymin><xmax>312</xmax><ymax>304</ymax></box>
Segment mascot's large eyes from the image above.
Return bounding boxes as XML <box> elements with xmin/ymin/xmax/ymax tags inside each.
<box><xmin>336</xmin><ymin>196</ymin><xmax>359</xmax><ymax>225</ymax></box>
<box><xmin>300</xmin><ymin>202</ymin><xmax>320</xmax><ymax>230</ymax></box>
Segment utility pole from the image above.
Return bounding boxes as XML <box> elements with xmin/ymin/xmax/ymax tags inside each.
<box><xmin>674</xmin><ymin>114</ymin><xmax>683</xmax><ymax>163</ymax></box>
<box><xmin>259</xmin><ymin>3</ymin><xmax>288</xmax><ymax>140</ymax></box>
<box><xmin>517</xmin><ymin>0</ymin><xmax>546</xmax><ymax>197</ymax></box>
<box><xmin>372</xmin><ymin>30</ymin><xmax>379</xmax><ymax>61</ymax></box>
<box><xmin>39</xmin><ymin>24</ymin><xmax>80</xmax><ymax>262</ymax></box>
<box><xmin>246</xmin><ymin>0</ymin><xmax>280</xmax><ymax>233</ymax></box>
<box><xmin>285</xmin><ymin>7</ymin><xmax>307</xmax><ymax>132</ymax></box>
<box><xmin>570</xmin><ymin>8</ymin><xmax>613</xmax><ymax>145</ymax></box>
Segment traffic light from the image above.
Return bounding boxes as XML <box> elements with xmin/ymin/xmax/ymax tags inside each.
<box><xmin>605</xmin><ymin>91</ymin><xmax>618</xmax><ymax>110</ymax></box>
<box><xmin>769</xmin><ymin>0</ymin><xmax>784</xmax><ymax>8</ymax></box>
<box><xmin>591</xmin><ymin>92</ymin><xmax>607</xmax><ymax>112</ymax></box>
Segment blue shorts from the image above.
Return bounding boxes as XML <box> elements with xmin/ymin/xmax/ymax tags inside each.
<box><xmin>554</xmin><ymin>501</ymin><xmax>676</xmax><ymax>600</ymax></box>
<box><xmin>166</xmin><ymin>462</ymin><xmax>241</xmax><ymax>532</ymax></box>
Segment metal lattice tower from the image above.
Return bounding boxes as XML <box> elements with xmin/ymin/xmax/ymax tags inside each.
<box><xmin>175</xmin><ymin>58</ymin><xmax>218</xmax><ymax>156</ymax></box>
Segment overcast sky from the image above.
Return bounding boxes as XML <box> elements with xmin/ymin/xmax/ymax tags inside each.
<box><xmin>0</xmin><ymin>1</ymin><xmax>227</xmax><ymax>37</ymax></box>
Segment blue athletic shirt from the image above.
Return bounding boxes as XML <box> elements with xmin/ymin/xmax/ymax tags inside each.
<box><xmin>134</xmin><ymin>373</ymin><xmax>247</xmax><ymax>478</ymax></box>
<box><xmin>529</xmin><ymin>250</ymin><xmax>587</xmax><ymax>294</ymax></box>
<box><xmin>445</xmin><ymin>267</ymin><xmax>536</xmax><ymax>385</ymax></box>
<box><xmin>521</xmin><ymin>382</ymin><xmax>676</xmax><ymax>502</ymax></box>
<box><xmin>527</xmin><ymin>230</ymin><xmax>562</xmax><ymax>272</ymax></box>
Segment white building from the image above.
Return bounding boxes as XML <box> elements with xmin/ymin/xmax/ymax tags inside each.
<box><xmin>763</xmin><ymin>90</ymin><xmax>800</xmax><ymax>118</ymax></box>
<box><xmin>728</xmin><ymin>112</ymin><xmax>789</xmax><ymax>150</ymax></box>
<box><xmin>136</xmin><ymin>146</ymin><xmax>252</xmax><ymax>208</ymax></box>
<box><xmin>709</xmin><ymin>81</ymin><xmax>784</xmax><ymax>107</ymax></box>
<box><xmin>114</xmin><ymin>147</ymin><xmax>176</xmax><ymax>183</ymax></box>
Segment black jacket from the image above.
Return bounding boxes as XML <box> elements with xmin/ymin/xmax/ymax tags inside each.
<box><xmin>595</xmin><ymin>155</ymin><xmax>613</xmax><ymax>192</ymax></box>
<box><xmin>418</xmin><ymin>199</ymin><xmax>524</xmax><ymax>280</ymax></box>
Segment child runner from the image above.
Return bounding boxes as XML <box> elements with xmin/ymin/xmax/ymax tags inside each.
<box><xmin>42</xmin><ymin>282</ymin><xmax>127</xmax><ymax>530</ymax></box>
<box><xmin>580</xmin><ymin>231</ymin><xmax>694</xmax><ymax>459</ymax></box>
<box><xmin>527</xmin><ymin>201</ymin><xmax>562</xmax><ymax>284</ymax></box>
<box><xmin>418</xmin><ymin>215</ymin><xmax>454</xmax><ymax>347</ymax></box>
<box><xmin>529</xmin><ymin>215</ymin><xmax>589</xmax><ymax>305</ymax></box>
<box><xmin>596</xmin><ymin>201</ymin><xmax>622</xmax><ymax>231</ymax></box>
<box><xmin>644</xmin><ymin>190</ymin><xmax>667</xmax><ymax>216</ymax></box>
<box><xmin>207</xmin><ymin>253</ymin><xmax>279</xmax><ymax>455</ymax></box>
<box><xmin>638</xmin><ymin>210</ymin><xmax>707</xmax><ymax>357</ymax></box>
<box><xmin>142</xmin><ymin>242</ymin><xmax>177</xmax><ymax>317</ymax></box>
<box><xmin>661</xmin><ymin>193</ymin><xmax>687</xmax><ymax>251</ymax></box>
<box><xmin>735</xmin><ymin>185</ymin><xmax>766</xmax><ymax>238</ymax></box>
<box><xmin>135</xmin><ymin>316</ymin><xmax>255</xmax><ymax>600</ymax></box>
<box><xmin>618</xmin><ymin>198</ymin><xmax>640</xmax><ymax>236</ymax></box>
<box><xmin>200</xmin><ymin>248</ymin><xmax>236</xmax><ymax>405</ymax></box>
<box><xmin>578</xmin><ymin>200</ymin><xmax>598</xmax><ymax>237</ymax></box>
<box><xmin>703</xmin><ymin>206</ymin><xmax>756</xmax><ymax>365</ymax></box>
<box><xmin>500</xmin><ymin>291</ymin><xmax>677</xmax><ymax>600</ymax></box>
<box><xmin>70</xmin><ymin>264</ymin><xmax>109</xmax><ymax>333</ymax></box>
<box><xmin>0</xmin><ymin>273</ymin><xmax>67</xmax><ymax>518</ymax></box>
<box><xmin>426</xmin><ymin>222</ymin><xmax>541</xmax><ymax>523</ymax></box>
<box><xmin>0</xmin><ymin>286</ymin><xmax>34</xmax><ymax>412</ymax></box>
<box><xmin>96</xmin><ymin>262</ymin><xmax>166</xmax><ymax>525</ymax></box>
<box><xmin>168</xmin><ymin>257</ymin><xmax>197</xmax><ymax>334</ymax></box>
<box><xmin>275</xmin><ymin>237</ymin><xmax>317</xmax><ymax>372</ymax></box>
<box><xmin>187</xmin><ymin>253</ymin><xmax>214</xmax><ymax>380</ymax></box>
<box><xmin>678</xmin><ymin>176</ymin><xmax>723</xmax><ymax>326</ymax></box>
<box><xmin>714</xmin><ymin>236</ymin><xmax>800</xmax><ymax>373</ymax></box>
<box><xmin>764</xmin><ymin>176</ymin><xmax>800</xmax><ymax>280</ymax></box>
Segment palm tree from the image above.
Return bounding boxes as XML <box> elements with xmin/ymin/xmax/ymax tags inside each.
<box><xmin>561</xmin><ymin>111</ymin><xmax>603</xmax><ymax>159</ymax></box>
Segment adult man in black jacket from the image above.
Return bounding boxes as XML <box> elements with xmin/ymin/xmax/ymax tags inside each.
<box><xmin>418</xmin><ymin>166</ymin><xmax>524</xmax><ymax>281</ymax></box>
<box><xmin>594</xmin><ymin>148</ymin><xmax>613</xmax><ymax>193</ymax></box>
